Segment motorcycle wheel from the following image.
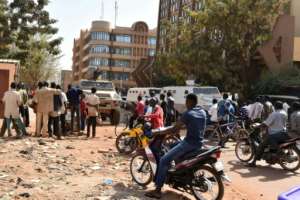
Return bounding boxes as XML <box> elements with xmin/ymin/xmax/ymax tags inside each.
<box><xmin>130</xmin><ymin>154</ymin><xmax>153</xmax><ymax>187</ymax></box>
<box><xmin>279</xmin><ymin>146</ymin><xmax>300</xmax><ymax>172</ymax></box>
<box><xmin>235</xmin><ymin>139</ymin><xmax>255</xmax><ymax>162</ymax></box>
<box><xmin>191</xmin><ymin>165</ymin><xmax>224</xmax><ymax>200</ymax></box>
<box><xmin>115</xmin><ymin>132</ymin><xmax>138</xmax><ymax>154</ymax></box>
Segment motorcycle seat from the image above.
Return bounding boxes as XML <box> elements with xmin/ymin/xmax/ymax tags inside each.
<box><xmin>180</xmin><ymin>146</ymin><xmax>220</xmax><ymax>161</ymax></box>
<box><xmin>279</xmin><ymin>137</ymin><xmax>300</xmax><ymax>145</ymax></box>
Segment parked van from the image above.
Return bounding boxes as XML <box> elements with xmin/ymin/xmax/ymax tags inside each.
<box><xmin>162</xmin><ymin>86</ymin><xmax>222</xmax><ymax>113</ymax></box>
<box><xmin>127</xmin><ymin>88</ymin><xmax>161</xmax><ymax>103</ymax></box>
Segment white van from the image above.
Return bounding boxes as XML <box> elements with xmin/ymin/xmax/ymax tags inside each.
<box><xmin>127</xmin><ymin>88</ymin><xmax>161</xmax><ymax>103</ymax></box>
<box><xmin>162</xmin><ymin>86</ymin><xmax>222</xmax><ymax>113</ymax></box>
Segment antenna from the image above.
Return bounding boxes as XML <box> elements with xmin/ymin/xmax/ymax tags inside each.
<box><xmin>100</xmin><ymin>0</ymin><xmax>104</xmax><ymax>19</ymax></box>
<box><xmin>114</xmin><ymin>0</ymin><xmax>118</xmax><ymax>27</ymax></box>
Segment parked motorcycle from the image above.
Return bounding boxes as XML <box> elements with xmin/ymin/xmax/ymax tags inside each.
<box><xmin>130</xmin><ymin>132</ymin><xmax>227</xmax><ymax>200</ymax></box>
<box><xmin>116</xmin><ymin>116</ymin><xmax>180</xmax><ymax>154</ymax></box>
<box><xmin>235</xmin><ymin>123</ymin><xmax>300</xmax><ymax>172</ymax></box>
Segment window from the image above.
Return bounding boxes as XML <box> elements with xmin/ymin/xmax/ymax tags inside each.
<box><xmin>149</xmin><ymin>49</ymin><xmax>155</xmax><ymax>56</ymax></box>
<box><xmin>111</xmin><ymin>72</ymin><xmax>129</xmax><ymax>80</ymax></box>
<box><xmin>90</xmin><ymin>45</ymin><xmax>109</xmax><ymax>53</ymax></box>
<box><xmin>89</xmin><ymin>58</ymin><xmax>109</xmax><ymax>66</ymax></box>
<box><xmin>91</xmin><ymin>32</ymin><xmax>110</xmax><ymax>40</ymax></box>
<box><xmin>115</xmin><ymin>35</ymin><xmax>131</xmax><ymax>43</ymax></box>
<box><xmin>148</xmin><ymin>37</ymin><xmax>156</xmax><ymax>46</ymax></box>
<box><xmin>113</xmin><ymin>59</ymin><xmax>130</xmax><ymax>67</ymax></box>
<box><xmin>113</xmin><ymin>47</ymin><xmax>132</xmax><ymax>55</ymax></box>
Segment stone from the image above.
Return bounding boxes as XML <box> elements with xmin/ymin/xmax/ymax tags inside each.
<box><xmin>66</xmin><ymin>145</ymin><xmax>75</xmax><ymax>150</ymax></box>
<box><xmin>19</xmin><ymin>192</ymin><xmax>30</xmax><ymax>198</ymax></box>
<box><xmin>38</xmin><ymin>139</ymin><xmax>47</xmax><ymax>146</ymax></box>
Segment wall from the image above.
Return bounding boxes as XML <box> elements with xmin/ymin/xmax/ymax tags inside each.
<box><xmin>291</xmin><ymin>0</ymin><xmax>300</xmax><ymax>37</ymax></box>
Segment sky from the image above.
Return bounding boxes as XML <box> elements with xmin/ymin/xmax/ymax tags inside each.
<box><xmin>46</xmin><ymin>0</ymin><xmax>160</xmax><ymax>70</ymax></box>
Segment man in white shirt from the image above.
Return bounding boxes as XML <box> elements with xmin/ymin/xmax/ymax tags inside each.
<box><xmin>249</xmin><ymin>97</ymin><xmax>264</xmax><ymax>122</ymax></box>
<box><xmin>249</xmin><ymin>101</ymin><xmax>289</xmax><ymax>167</ymax></box>
<box><xmin>0</xmin><ymin>82</ymin><xmax>27</xmax><ymax>138</ymax></box>
<box><xmin>86</xmin><ymin>87</ymin><xmax>100</xmax><ymax>138</ymax></box>
<box><xmin>208</xmin><ymin>99</ymin><xmax>218</xmax><ymax>123</ymax></box>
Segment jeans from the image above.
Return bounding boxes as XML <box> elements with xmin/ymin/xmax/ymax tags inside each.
<box><xmin>70</xmin><ymin>104</ymin><xmax>80</xmax><ymax>132</ymax></box>
<box><xmin>256</xmin><ymin>132</ymin><xmax>290</xmax><ymax>160</ymax></box>
<box><xmin>20</xmin><ymin>106</ymin><xmax>30</xmax><ymax>127</ymax></box>
<box><xmin>155</xmin><ymin>140</ymin><xmax>200</xmax><ymax>188</ymax></box>
<box><xmin>80</xmin><ymin>114</ymin><xmax>86</xmax><ymax>131</ymax></box>
<box><xmin>0</xmin><ymin>117</ymin><xmax>26</xmax><ymax>137</ymax></box>
<box><xmin>87</xmin><ymin>116</ymin><xmax>97</xmax><ymax>137</ymax></box>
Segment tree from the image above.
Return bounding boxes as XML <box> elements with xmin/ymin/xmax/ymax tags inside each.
<box><xmin>19</xmin><ymin>34</ymin><xmax>60</xmax><ymax>87</ymax></box>
<box><xmin>154</xmin><ymin>0</ymin><xmax>289</xmax><ymax>97</ymax></box>
<box><xmin>6</xmin><ymin>0</ymin><xmax>62</xmax><ymax>64</ymax></box>
<box><xmin>0</xmin><ymin>0</ymin><xmax>12</xmax><ymax>56</ymax></box>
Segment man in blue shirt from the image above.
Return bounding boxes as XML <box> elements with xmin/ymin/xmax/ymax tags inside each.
<box><xmin>145</xmin><ymin>94</ymin><xmax>206</xmax><ymax>199</ymax></box>
<box><xmin>66</xmin><ymin>85</ymin><xmax>82</xmax><ymax>133</ymax></box>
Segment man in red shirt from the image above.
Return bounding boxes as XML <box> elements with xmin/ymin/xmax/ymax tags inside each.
<box><xmin>129</xmin><ymin>96</ymin><xmax>145</xmax><ymax>129</ymax></box>
<box><xmin>146</xmin><ymin>98</ymin><xmax>164</xmax><ymax>129</ymax></box>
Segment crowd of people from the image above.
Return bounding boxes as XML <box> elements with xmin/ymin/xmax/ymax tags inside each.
<box><xmin>0</xmin><ymin>81</ymin><xmax>101</xmax><ymax>140</ymax></box>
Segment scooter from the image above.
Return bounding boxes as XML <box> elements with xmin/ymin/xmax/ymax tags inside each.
<box><xmin>130</xmin><ymin>131</ymin><xmax>228</xmax><ymax>200</ymax></box>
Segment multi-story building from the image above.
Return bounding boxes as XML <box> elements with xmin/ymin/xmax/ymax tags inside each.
<box><xmin>72</xmin><ymin>20</ymin><xmax>156</xmax><ymax>89</ymax></box>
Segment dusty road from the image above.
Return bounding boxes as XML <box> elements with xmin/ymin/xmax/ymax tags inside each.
<box><xmin>0</xmin><ymin>120</ymin><xmax>299</xmax><ymax>200</ymax></box>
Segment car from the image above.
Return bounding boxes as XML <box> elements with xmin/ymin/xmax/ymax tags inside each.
<box><xmin>77</xmin><ymin>80</ymin><xmax>121</xmax><ymax>125</ymax></box>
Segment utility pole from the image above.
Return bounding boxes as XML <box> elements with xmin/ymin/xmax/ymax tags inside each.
<box><xmin>100</xmin><ymin>0</ymin><xmax>104</xmax><ymax>20</ymax></box>
<box><xmin>114</xmin><ymin>0</ymin><xmax>118</xmax><ymax>27</ymax></box>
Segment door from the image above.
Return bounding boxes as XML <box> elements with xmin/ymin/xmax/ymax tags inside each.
<box><xmin>0</xmin><ymin>70</ymin><xmax>9</xmax><ymax>118</ymax></box>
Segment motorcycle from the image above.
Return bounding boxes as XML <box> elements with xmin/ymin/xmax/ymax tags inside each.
<box><xmin>130</xmin><ymin>131</ymin><xmax>227</xmax><ymax>200</ymax></box>
<box><xmin>115</xmin><ymin>116</ymin><xmax>180</xmax><ymax>154</ymax></box>
<box><xmin>235</xmin><ymin>123</ymin><xmax>300</xmax><ymax>172</ymax></box>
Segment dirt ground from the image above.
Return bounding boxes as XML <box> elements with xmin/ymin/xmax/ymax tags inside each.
<box><xmin>0</xmin><ymin>123</ymin><xmax>249</xmax><ymax>200</ymax></box>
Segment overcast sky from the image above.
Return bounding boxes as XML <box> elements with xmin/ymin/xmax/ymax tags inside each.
<box><xmin>46</xmin><ymin>0</ymin><xmax>160</xmax><ymax>70</ymax></box>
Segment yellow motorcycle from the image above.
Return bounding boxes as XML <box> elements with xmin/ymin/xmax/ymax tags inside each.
<box><xmin>115</xmin><ymin>116</ymin><xmax>180</xmax><ymax>155</ymax></box>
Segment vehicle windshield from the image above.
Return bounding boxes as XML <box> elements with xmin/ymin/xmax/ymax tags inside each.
<box><xmin>193</xmin><ymin>87</ymin><xmax>220</xmax><ymax>95</ymax></box>
<box><xmin>80</xmin><ymin>81</ymin><xmax>114</xmax><ymax>91</ymax></box>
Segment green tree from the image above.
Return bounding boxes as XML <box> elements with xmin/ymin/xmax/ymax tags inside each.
<box><xmin>19</xmin><ymin>34</ymin><xmax>60</xmax><ymax>86</ymax></box>
<box><xmin>0</xmin><ymin>0</ymin><xmax>12</xmax><ymax>56</ymax></box>
<box><xmin>155</xmin><ymin>0</ymin><xmax>289</xmax><ymax>97</ymax></box>
<box><xmin>7</xmin><ymin>0</ymin><xmax>62</xmax><ymax>64</ymax></box>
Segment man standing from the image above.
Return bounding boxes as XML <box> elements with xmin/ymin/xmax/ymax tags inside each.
<box><xmin>67</xmin><ymin>85</ymin><xmax>82</xmax><ymax>134</ymax></box>
<box><xmin>129</xmin><ymin>96</ymin><xmax>144</xmax><ymax>129</ymax></box>
<box><xmin>146</xmin><ymin>98</ymin><xmax>164</xmax><ymax>129</ymax></box>
<box><xmin>165</xmin><ymin>92</ymin><xmax>175</xmax><ymax>126</ymax></box>
<box><xmin>34</xmin><ymin>82</ymin><xmax>59</xmax><ymax>137</ymax></box>
<box><xmin>17</xmin><ymin>82</ymin><xmax>30</xmax><ymax>127</ymax></box>
<box><xmin>56</xmin><ymin>85</ymin><xmax>68</xmax><ymax>137</ymax></box>
<box><xmin>86</xmin><ymin>87</ymin><xmax>100</xmax><ymax>138</ymax></box>
<box><xmin>249</xmin><ymin>97</ymin><xmax>264</xmax><ymax>122</ymax></box>
<box><xmin>290</xmin><ymin>102</ymin><xmax>300</xmax><ymax>136</ymax></box>
<box><xmin>208</xmin><ymin>99</ymin><xmax>218</xmax><ymax>123</ymax></box>
<box><xmin>160</xmin><ymin>94</ymin><xmax>167</xmax><ymax>124</ymax></box>
<box><xmin>145</xmin><ymin>94</ymin><xmax>206</xmax><ymax>199</ymax></box>
<box><xmin>0</xmin><ymin>82</ymin><xmax>27</xmax><ymax>138</ymax></box>
<box><xmin>48</xmin><ymin>82</ymin><xmax>62</xmax><ymax>139</ymax></box>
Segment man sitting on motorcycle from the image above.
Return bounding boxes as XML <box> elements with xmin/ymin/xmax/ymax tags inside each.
<box><xmin>249</xmin><ymin>101</ymin><xmax>289</xmax><ymax>167</ymax></box>
<box><xmin>145</xmin><ymin>94</ymin><xmax>206</xmax><ymax>199</ymax></box>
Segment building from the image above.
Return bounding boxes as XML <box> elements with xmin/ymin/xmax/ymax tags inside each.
<box><xmin>61</xmin><ymin>70</ymin><xmax>73</xmax><ymax>92</ymax></box>
<box><xmin>72</xmin><ymin>20</ymin><xmax>156</xmax><ymax>89</ymax></box>
<box><xmin>156</xmin><ymin>0</ymin><xmax>201</xmax><ymax>53</ymax></box>
<box><xmin>0</xmin><ymin>59</ymin><xmax>20</xmax><ymax>118</ymax></box>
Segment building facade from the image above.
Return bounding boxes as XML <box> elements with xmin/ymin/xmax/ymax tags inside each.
<box><xmin>61</xmin><ymin>70</ymin><xmax>73</xmax><ymax>92</ymax></box>
<box><xmin>72</xmin><ymin>20</ymin><xmax>156</xmax><ymax>89</ymax></box>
